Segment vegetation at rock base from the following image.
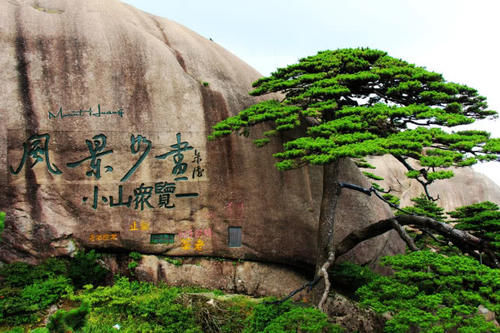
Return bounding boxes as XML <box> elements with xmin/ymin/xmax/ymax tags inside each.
<box><xmin>46</xmin><ymin>301</ymin><xmax>89</xmax><ymax>333</ymax></box>
<box><xmin>68</xmin><ymin>250</ymin><xmax>109</xmax><ymax>289</ymax></box>
<box><xmin>1</xmin><ymin>244</ymin><xmax>500</xmax><ymax>332</ymax></box>
<box><xmin>127</xmin><ymin>252</ymin><xmax>142</xmax><ymax>275</ymax></box>
<box><xmin>0</xmin><ymin>255</ymin><xmax>342</xmax><ymax>332</ymax></box>
<box><xmin>208</xmin><ymin>47</ymin><xmax>499</xmax><ymax>310</ymax></box>
<box><xmin>356</xmin><ymin>251</ymin><xmax>500</xmax><ymax>332</ymax></box>
<box><xmin>0</xmin><ymin>211</ymin><xmax>5</xmax><ymax>242</ymax></box>
<box><xmin>0</xmin><ymin>251</ymin><xmax>108</xmax><ymax>328</ymax></box>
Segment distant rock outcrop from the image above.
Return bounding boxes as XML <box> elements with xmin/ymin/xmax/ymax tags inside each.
<box><xmin>368</xmin><ymin>155</ymin><xmax>500</xmax><ymax>211</ymax></box>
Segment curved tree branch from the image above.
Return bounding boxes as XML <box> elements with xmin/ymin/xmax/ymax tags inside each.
<box><xmin>392</xmin><ymin>154</ymin><xmax>438</xmax><ymax>201</ymax></box>
<box><xmin>334</xmin><ymin>215</ymin><xmax>499</xmax><ymax>268</ymax></box>
<box><xmin>390</xmin><ymin>219</ymin><xmax>419</xmax><ymax>251</ymax></box>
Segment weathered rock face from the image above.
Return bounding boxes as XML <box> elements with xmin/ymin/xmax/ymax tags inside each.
<box><xmin>134</xmin><ymin>255</ymin><xmax>309</xmax><ymax>298</ymax></box>
<box><xmin>0</xmin><ymin>0</ymin><xmax>405</xmax><ymax>267</ymax></box>
<box><xmin>368</xmin><ymin>155</ymin><xmax>500</xmax><ymax>212</ymax></box>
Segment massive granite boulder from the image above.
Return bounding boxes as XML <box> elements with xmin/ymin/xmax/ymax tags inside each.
<box><xmin>0</xmin><ymin>0</ymin><xmax>406</xmax><ymax>268</ymax></box>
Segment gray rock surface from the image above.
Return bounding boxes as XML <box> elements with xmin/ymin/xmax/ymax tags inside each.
<box><xmin>368</xmin><ymin>155</ymin><xmax>500</xmax><ymax>211</ymax></box>
<box><xmin>135</xmin><ymin>255</ymin><xmax>310</xmax><ymax>298</ymax></box>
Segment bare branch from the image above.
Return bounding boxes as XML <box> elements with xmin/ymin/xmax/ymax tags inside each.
<box><xmin>390</xmin><ymin>219</ymin><xmax>419</xmax><ymax>251</ymax></box>
<box><xmin>338</xmin><ymin>182</ymin><xmax>373</xmax><ymax>196</ymax></box>
<box><xmin>418</xmin><ymin>228</ymin><xmax>449</xmax><ymax>246</ymax></box>
<box><xmin>334</xmin><ymin>215</ymin><xmax>499</xmax><ymax>268</ymax></box>
<box><xmin>392</xmin><ymin>154</ymin><xmax>438</xmax><ymax>201</ymax></box>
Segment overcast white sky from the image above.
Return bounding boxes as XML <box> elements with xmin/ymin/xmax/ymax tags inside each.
<box><xmin>122</xmin><ymin>0</ymin><xmax>499</xmax><ymax>185</ymax></box>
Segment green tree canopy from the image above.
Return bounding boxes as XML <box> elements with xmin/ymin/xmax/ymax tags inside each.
<box><xmin>210</xmin><ymin>48</ymin><xmax>499</xmax><ymax>188</ymax></box>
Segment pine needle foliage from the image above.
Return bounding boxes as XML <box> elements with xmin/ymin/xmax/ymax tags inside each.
<box><xmin>399</xmin><ymin>195</ymin><xmax>446</xmax><ymax>222</ymax></box>
<box><xmin>357</xmin><ymin>251</ymin><xmax>500</xmax><ymax>332</ymax></box>
<box><xmin>449</xmin><ymin>201</ymin><xmax>500</xmax><ymax>254</ymax></box>
<box><xmin>209</xmin><ymin>48</ymin><xmax>497</xmax><ymax>176</ymax></box>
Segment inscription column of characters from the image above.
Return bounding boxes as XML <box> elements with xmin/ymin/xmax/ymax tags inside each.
<box><xmin>154</xmin><ymin>133</ymin><xmax>200</xmax><ymax>209</ymax></box>
<box><xmin>66</xmin><ymin>134</ymin><xmax>113</xmax><ymax>209</ymax></box>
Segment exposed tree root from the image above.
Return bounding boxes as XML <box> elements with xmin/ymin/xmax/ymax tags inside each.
<box><xmin>318</xmin><ymin>250</ymin><xmax>336</xmax><ymax>312</ymax></box>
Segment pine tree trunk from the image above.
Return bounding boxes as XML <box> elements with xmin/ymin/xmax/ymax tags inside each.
<box><xmin>312</xmin><ymin>159</ymin><xmax>341</xmax><ymax>306</ymax></box>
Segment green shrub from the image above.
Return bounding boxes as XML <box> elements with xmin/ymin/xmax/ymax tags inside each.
<box><xmin>243</xmin><ymin>299</ymin><xmax>293</xmax><ymax>332</ymax></box>
<box><xmin>0</xmin><ymin>262</ymin><xmax>37</xmax><ymax>288</ymax></box>
<box><xmin>0</xmin><ymin>253</ymin><xmax>104</xmax><ymax>326</ymax></box>
<box><xmin>21</xmin><ymin>276</ymin><xmax>71</xmax><ymax>309</ymax></box>
<box><xmin>68</xmin><ymin>250</ymin><xmax>109</xmax><ymax>288</ymax></box>
<box><xmin>0</xmin><ymin>276</ymin><xmax>72</xmax><ymax>325</ymax></box>
<box><xmin>74</xmin><ymin>277</ymin><xmax>202</xmax><ymax>332</ymax></box>
<box><xmin>357</xmin><ymin>251</ymin><xmax>500</xmax><ymax>332</ymax></box>
<box><xmin>47</xmin><ymin>301</ymin><xmax>89</xmax><ymax>333</ymax></box>
<box><xmin>0</xmin><ymin>211</ymin><xmax>5</xmax><ymax>241</ymax></box>
<box><xmin>163</xmin><ymin>256</ymin><xmax>183</xmax><ymax>266</ymax></box>
<box><xmin>263</xmin><ymin>307</ymin><xmax>343</xmax><ymax>332</ymax></box>
<box><xmin>243</xmin><ymin>300</ymin><xmax>341</xmax><ymax>333</ymax></box>
<box><xmin>330</xmin><ymin>261</ymin><xmax>378</xmax><ymax>297</ymax></box>
<box><xmin>30</xmin><ymin>328</ymin><xmax>49</xmax><ymax>333</ymax></box>
<box><xmin>0</xmin><ymin>258</ymin><xmax>67</xmax><ymax>288</ymax></box>
<box><xmin>129</xmin><ymin>251</ymin><xmax>142</xmax><ymax>261</ymax></box>
<box><xmin>127</xmin><ymin>261</ymin><xmax>138</xmax><ymax>271</ymax></box>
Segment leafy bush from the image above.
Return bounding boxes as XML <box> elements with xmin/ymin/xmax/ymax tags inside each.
<box><xmin>263</xmin><ymin>307</ymin><xmax>343</xmax><ymax>332</ymax></box>
<box><xmin>21</xmin><ymin>276</ymin><xmax>71</xmax><ymax>309</ymax></box>
<box><xmin>357</xmin><ymin>251</ymin><xmax>500</xmax><ymax>332</ymax></box>
<box><xmin>0</xmin><ymin>252</ymin><xmax>107</xmax><ymax>326</ymax></box>
<box><xmin>127</xmin><ymin>252</ymin><xmax>142</xmax><ymax>275</ymax></box>
<box><xmin>0</xmin><ymin>211</ymin><xmax>5</xmax><ymax>241</ymax></box>
<box><xmin>128</xmin><ymin>251</ymin><xmax>142</xmax><ymax>261</ymax></box>
<box><xmin>243</xmin><ymin>299</ymin><xmax>293</xmax><ymax>332</ymax></box>
<box><xmin>47</xmin><ymin>301</ymin><xmax>89</xmax><ymax>333</ymax></box>
<box><xmin>163</xmin><ymin>256</ymin><xmax>183</xmax><ymax>266</ymax></box>
<box><xmin>243</xmin><ymin>300</ymin><xmax>341</xmax><ymax>333</ymax></box>
<box><xmin>68</xmin><ymin>250</ymin><xmax>109</xmax><ymax>288</ymax></box>
<box><xmin>127</xmin><ymin>261</ymin><xmax>138</xmax><ymax>271</ymax></box>
<box><xmin>74</xmin><ymin>276</ymin><xmax>202</xmax><ymax>332</ymax></box>
<box><xmin>0</xmin><ymin>258</ymin><xmax>67</xmax><ymax>288</ymax></box>
<box><xmin>0</xmin><ymin>276</ymin><xmax>72</xmax><ymax>325</ymax></box>
<box><xmin>0</xmin><ymin>258</ymin><xmax>73</xmax><ymax>326</ymax></box>
<box><xmin>330</xmin><ymin>261</ymin><xmax>378</xmax><ymax>297</ymax></box>
<box><xmin>30</xmin><ymin>328</ymin><xmax>49</xmax><ymax>333</ymax></box>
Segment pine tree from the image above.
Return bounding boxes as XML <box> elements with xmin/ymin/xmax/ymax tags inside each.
<box><xmin>209</xmin><ymin>48</ymin><xmax>499</xmax><ymax>309</ymax></box>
